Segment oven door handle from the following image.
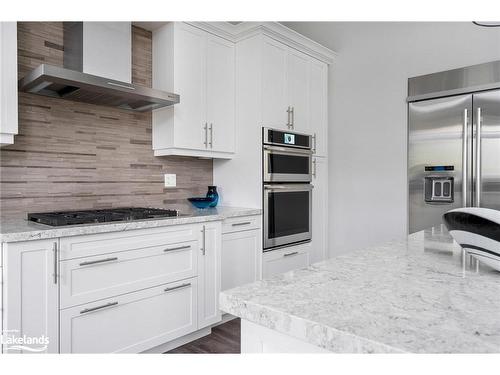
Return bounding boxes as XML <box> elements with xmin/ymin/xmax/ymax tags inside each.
<box><xmin>264</xmin><ymin>184</ymin><xmax>314</xmax><ymax>190</ymax></box>
<box><xmin>263</xmin><ymin>145</ymin><xmax>313</xmax><ymax>155</ymax></box>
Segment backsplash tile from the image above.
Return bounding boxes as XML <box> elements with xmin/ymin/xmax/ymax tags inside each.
<box><xmin>0</xmin><ymin>22</ymin><xmax>213</xmax><ymax>219</ymax></box>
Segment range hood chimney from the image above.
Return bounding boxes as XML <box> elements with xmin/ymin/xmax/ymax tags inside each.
<box><xmin>18</xmin><ymin>22</ymin><xmax>179</xmax><ymax>112</ymax></box>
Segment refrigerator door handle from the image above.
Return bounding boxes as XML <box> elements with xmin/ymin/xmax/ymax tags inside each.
<box><xmin>476</xmin><ymin>107</ymin><xmax>482</xmax><ymax>207</ymax></box>
<box><xmin>462</xmin><ymin>108</ymin><xmax>468</xmax><ymax>207</ymax></box>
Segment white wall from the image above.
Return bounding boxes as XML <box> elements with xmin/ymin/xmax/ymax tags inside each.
<box><xmin>282</xmin><ymin>22</ymin><xmax>500</xmax><ymax>255</ymax></box>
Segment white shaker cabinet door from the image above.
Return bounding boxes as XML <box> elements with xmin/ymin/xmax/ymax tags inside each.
<box><xmin>206</xmin><ymin>34</ymin><xmax>235</xmax><ymax>153</ymax></box>
<box><xmin>221</xmin><ymin>229</ymin><xmax>261</xmax><ymax>291</ymax></box>
<box><xmin>172</xmin><ymin>23</ymin><xmax>207</xmax><ymax>150</ymax></box>
<box><xmin>287</xmin><ymin>48</ymin><xmax>310</xmax><ymax>133</ymax></box>
<box><xmin>198</xmin><ymin>222</ymin><xmax>222</xmax><ymax>328</ymax></box>
<box><xmin>2</xmin><ymin>239</ymin><xmax>59</xmax><ymax>353</ymax></box>
<box><xmin>309</xmin><ymin>59</ymin><xmax>328</xmax><ymax>157</ymax></box>
<box><xmin>261</xmin><ymin>36</ymin><xmax>289</xmax><ymax>130</ymax></box>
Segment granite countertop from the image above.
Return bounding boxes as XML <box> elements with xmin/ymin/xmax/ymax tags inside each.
<box><xmin>220</xmin><ymin>227</ymin><xmax>500</xmax><ymax>353</ymax></box>
<box><xmin>0</xmin><ymin>206</ymin><xmax>261</xmax><ymax>243</ymax></box>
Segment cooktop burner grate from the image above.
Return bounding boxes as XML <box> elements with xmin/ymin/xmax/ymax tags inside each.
<box><xmin>28</xmin><ymin>207</ymin><xmax>179</xmax><ymax>226</ymax></box>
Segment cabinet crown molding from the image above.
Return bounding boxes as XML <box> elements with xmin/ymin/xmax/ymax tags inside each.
<box><xmin>184</xmin><ymin>22</ymin><xmax>337</xmax><ymax>64</ymax></box>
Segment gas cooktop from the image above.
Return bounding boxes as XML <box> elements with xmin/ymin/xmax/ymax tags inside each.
<box><xmin>28</xmin><ymin>207</ymin><xmax>179</xmax><ymax>227</ymax></box>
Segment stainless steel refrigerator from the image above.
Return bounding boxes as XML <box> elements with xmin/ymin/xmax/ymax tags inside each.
<box><xmin>408</xmin><ymin>60</ymin><xmax>500</xmax><ymax>233</ymax></box>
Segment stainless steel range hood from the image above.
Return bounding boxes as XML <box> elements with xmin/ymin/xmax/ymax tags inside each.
<box><xmin>18</xmin><ymin>22</ymin><xmax>179</xmax><ymax>112</ymax></box>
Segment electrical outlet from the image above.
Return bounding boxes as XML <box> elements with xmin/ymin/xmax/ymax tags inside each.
<box><xmin>164</xmin><ymin>174</ymin><xmax>176</xmax><ymax>188</ymax></box>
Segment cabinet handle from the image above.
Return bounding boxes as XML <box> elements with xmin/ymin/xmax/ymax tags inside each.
<box><xmin>283</xmin><ymin>251</ymin><xmax>299</xmax><ymax>257</ymax></box>
<box><xmin>164</xmin><ymin>283</ymin><xmax>191</xmax><ymax>293</ymax></box>
<box><xmin>203</xmin><ymin>122</ymin><xmax>208</xmax><ymax>148</ymax></box>
<box><xmin>164</xmin><ymin>245</ymin><xmax>191</xmax><ymax>252</ymax></box>
<box><xmin>232</xmin><ymin>221</ymin><xmax>251</xmax><ymax>227</ymax></box>
<box><xmin>209</xmin><ymin>123</ymin><xmax>213</xmax><ymax>148</ymax></box>
<box><xmin>286</xmin><ymin>106</ymin><xmax>291</xmax><ymax>128</ymax></box>
<box><xmin>80</xmin><ymin>301</ymin><xmax>118</xmax><ymax>315</ymax></box>
<box><xmin>291</xmin><ymin>106</ymin><xmax>294</xmax><ymax>129</ymax></box>
<box><xmin>201</xmin><ymin>227</ymin><xmax>206</xmax><ymax>255</ymax></box>
<box><xmin>312</xmin><ymin>133</ymin><xmax>317</xmax><ymax>153</ymax></box>
<box><xmin>53</xmin><ymin>242</ymin><xmax>58</xmax><ymax>284</ymax></box>
<box><xmin>79</xmin><ymin>257</ymin><xmax>118</xmax><ymax>266</ymax></box>
<box><xmin>312</xmin><ymin>158</ymin><xmax>317</xmax><ymax>178</ymax></box>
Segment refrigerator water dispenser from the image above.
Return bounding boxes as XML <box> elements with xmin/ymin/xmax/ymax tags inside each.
<box><xmin>424</xmin><ymin>176</ymin><xmax>454</xmax><ymax>203</ymax></box>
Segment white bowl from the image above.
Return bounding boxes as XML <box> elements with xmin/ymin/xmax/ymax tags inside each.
<box><xmin>443</xmin><ymin>207</ymin><xmax>500</xmax><ymax>271</ymax></box>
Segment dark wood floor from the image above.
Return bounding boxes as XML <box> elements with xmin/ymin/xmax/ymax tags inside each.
<box><xmin>166</xmin><ymin>318</ymin><xmax>241</xmax><ymax>354</ymax></box>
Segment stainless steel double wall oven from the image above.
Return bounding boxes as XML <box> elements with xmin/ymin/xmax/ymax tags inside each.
<box><xmin>262</xmin><ymin>127</ymin><xmax>313</xmax><ymax>250</ymax></box>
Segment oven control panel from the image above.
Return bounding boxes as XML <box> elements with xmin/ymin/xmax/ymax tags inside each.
<box><xmin>263</xmin><ymin>128</ymin><xmax>311</xmax><ymax>149</ymax></box>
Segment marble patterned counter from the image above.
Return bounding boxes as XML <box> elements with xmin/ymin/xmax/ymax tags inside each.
<box><xmin>0</xmin><ymin>206</ymin><xmax>261</xmax><ymax>243</ymax></box>
<box><xmin>220</xmin><ymin>227</ymin><xmax>500</xmax><ymax>353</ymax></box>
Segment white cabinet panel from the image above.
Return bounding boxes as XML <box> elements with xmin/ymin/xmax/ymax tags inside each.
<box><xmin>60</xmin><ymin>279</ymin><xmax>197</xmax><ymax>353</ymax></box>
<box><xmin>0</xmin><ymin>21</ymin><xmax>18</xmax><ymax>146</ymax></box>
<box><xmin>287</xmin><ymin>49</ymin><xmax>310</xmax><ymax>133</ymax></box>
<box><xmin>311</xmin><ymin>156</ymin><xmax>328</xmax><ymax>263</ymax></box>
<box><xmin>206</xmin><ymin>35</ymin><xmax>235</xmax><ymax>153</ymax></box>
<box><xmin>153</xmin><ymin>22</ymin><xmax>235</xmax><ymax>158</ymax></box>
<box><xmin>173</xmin><ymin>23</ymin><xmax>207</xmax><ymax>150</ymax></box>
<box><xmin>198</xmin><ymin>222</ymin><xmax>222</xmax><ymax>328</ymax></box>
<box><xmin>261</xmin><ymin>36</ymin><xmax>288</xmax><ymax>130</ymax></box>
<box><xmin>309</xmin><ymin>59</ymin><xmax>328</xmax><ymax>156</ymax></box>
<box><xmin>262</xmin><ymin>243</ymin><xmax>310</xmax><ymax>278</ymax></box>
<box><xmin>222</xmin><ymin>214</ymin><xmax>260</xmax><ymax>234</ymax></box>
<box><xmin>2</xmin><ymin>239</ymin><xmax>59</xmax><ymax>353</ymax></box>
<box><xmin>59</xmin><ymin>239</ymin><xmax>198</xmax><ymax>308</ymax></box>
<box><xmin>221</xmin><ymin>229</ymin><xmax>261</xmax><ymax>291</ymax></box>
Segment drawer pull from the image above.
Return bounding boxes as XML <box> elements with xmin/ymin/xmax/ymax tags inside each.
<box><xmin>232</xmin><ymin>221</ymin><xmax>252</xmax><ymax>227</ymax></box>
<box><xmin>164</xmin><ymin>245</ymin><xmax>191</xmax><ymax>252</ymax></box>
<box><xmin>164</xmin><ymin>283</ymin><xmax>191</xmax><ymax>293</ymax></box>
<box><xmin>283</xmin><ymin>251</ymin><xmax>299</xmax><ymax>257</ymax></box>
<box><xmin>80</xmin><ymin>301</ymin><xmax>118</xmax><ymax>314</ymax></box>
<box><xmin>79</xmin><ymin>257</ymin><xmax>118</xmax><ymax>266</ymax></box>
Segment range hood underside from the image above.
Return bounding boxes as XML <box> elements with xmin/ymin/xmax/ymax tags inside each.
<box><xmin>19</xmin><ymin>64</ymin><xmax>179</xmax><ymax>112</ymax></box>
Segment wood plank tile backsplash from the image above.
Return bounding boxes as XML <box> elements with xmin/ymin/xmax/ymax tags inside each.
<box><xmin>0</xmin><ymin>22</ymin><xmax>213</xmax><ymax>219</ymax></box>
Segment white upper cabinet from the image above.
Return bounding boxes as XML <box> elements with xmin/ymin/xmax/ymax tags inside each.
<box><xmin>286</xmin><ymin>48</ymin><xmax>310</xmax><ymax>133</ymax></box>
<box><xmin>309</xmin><ymin>59</ymin><xmax>328</xmax><ymax>156</ymax></box>
<box><xmin>261</xmin><ymin>37</ymin><xmax>288</xmax><ymax>130</ymax></box>
<box><xmin>260</xmin><ymin>36</ymin><xmax>327</xmax><ymax>138</ymax></box>
<box><xmin>0</xmin><ymin>22</ymin><xmax>18</xmax><ymax>147</ymax></box>
<box><xmin>152</xmin><ymin>23</ymin><xmax>235</xmax><ymax>159</ymax></box>
<box><xmin>206</xmin><ymin>35</ymin><xmax>235</xmax><ymax>153</ymax></box>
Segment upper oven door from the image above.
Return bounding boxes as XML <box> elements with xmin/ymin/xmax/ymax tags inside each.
<box><xmin>263</xmin><ymin>145</ymin><xmax>312</xmax><ymax>182</ymax></box>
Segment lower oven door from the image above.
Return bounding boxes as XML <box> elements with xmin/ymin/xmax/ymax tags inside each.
<box><xmin>263</xmin><ymin>184</ymin><xmax>312</xmax><ymax>250</ymax></box>
<box><xmin>263</xmin><ymin>145</ymin><xmax>312</xmax><ymax>183</ymax></box>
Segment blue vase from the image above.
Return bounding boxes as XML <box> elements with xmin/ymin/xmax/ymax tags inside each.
<box><xmin>206</xmin><ymin>186</ymin><xmax>219</xmax><ymax>207</ymax></box>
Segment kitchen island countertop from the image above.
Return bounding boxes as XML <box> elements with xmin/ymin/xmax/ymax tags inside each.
<box><xmin>220</xmin><ymin>227</ymin><xmax>500</xmax><ymax>353</ymax></box>
<box><xmin>0</xmin><ymin>206</ymin><xmax>261</xmax><ymax>243</ymax></box>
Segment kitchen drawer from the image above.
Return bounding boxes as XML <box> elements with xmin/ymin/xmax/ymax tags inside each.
<box><xmin>60</xmin><ymin>239</ymin><xmax>198</xmax><ymax>308</ymax></box>
<box><xmin>59</xmin><ymin>223</ymin><xmax>201</xmax><ymax>260</ymax></box>
<box><xmin>222</xmin><ymin>215</ymin><xmax>261</xmax><ymax>234</ymax></box>
<box><xmin>60</xmin><ymin>278</ymin><xmax>198</xmax><ymax>353</ymax></box>
<box><xmin>262</xmin><ymin>244</ymin><xmax>310</xmax><ymax>278</ymax></box>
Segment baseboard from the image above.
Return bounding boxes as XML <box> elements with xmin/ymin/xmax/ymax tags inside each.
<box><xmin>141</xmin><ymin>327</ymin><xmax>212</xmax><ymax>354</ymax></box>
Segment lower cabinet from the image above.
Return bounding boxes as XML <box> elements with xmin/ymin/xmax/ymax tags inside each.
<box><xmin>1</xmin><ymin>219</ymin><xmax>228</xmax><ymax>353</ymax></box>
<box><xmin>60</xmin><ymin>278</ymin><xmax>197</xmax><ymax>353</ymax></box>
<box><xmin>2</xmin><ymin>239</ymin><xmax>59</xmax><ymax>353</ymax></box>
<box><xmin>221</xmin><ymin>228</ymin><xmax>261</xmax><ymax>291</ymax></box>
<box><xmin>197</xmin><ymin>222</ymin><xmax>222</xmax><ymax>328</ymax></box>
<box><xmin>262</xmin><ymin>243</ymin><xmax>311</xmax><ymax>278</ymax></box>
